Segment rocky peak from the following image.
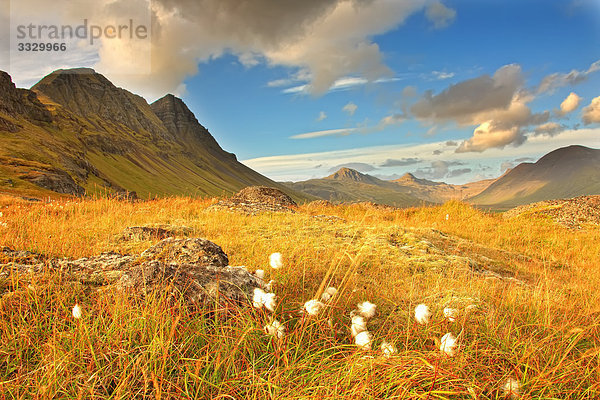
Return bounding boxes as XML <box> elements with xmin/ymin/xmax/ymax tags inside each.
<box><xmin>0</xmin><ymin>70</ymin><xmax>52</xmax><ymax>126</ymax></box>
<box><xmin>150</xmin><ymin>94</ymin><xmax>225</xmax><ymax>152</ymax></box>
<box><xmin>32</xmin><ymin>68</ymin><xmax>166</xmax><ymax>137</ymax></box>
<box><xmin>326</xmin><ymin>167</ymin><xmax>369</xmax><ymax>182</ymax></box>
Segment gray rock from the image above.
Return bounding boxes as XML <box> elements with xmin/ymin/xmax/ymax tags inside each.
<box><xmin>1</xmin><ymin>238</ymin><xmax>265</xmax><ymax>307</ymax></box>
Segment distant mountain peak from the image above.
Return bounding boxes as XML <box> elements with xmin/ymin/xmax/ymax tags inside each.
<box><xmin>393</xmin><ymin>172</ymin><xmax>440</xmax><ymax>187</ymax></box>
<box><xmin>326</xmin><ymin>167</ymin><xmax>369</xmax><ymax>182</ymax></box>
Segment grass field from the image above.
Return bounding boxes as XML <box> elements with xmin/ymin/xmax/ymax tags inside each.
<box><xmin>0</xmin><ymin>195</ymin><xmax>598</xmax><ymax>399</ymax></box>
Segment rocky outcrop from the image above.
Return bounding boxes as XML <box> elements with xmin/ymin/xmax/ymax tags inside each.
<box><xmin>212</xmin><ymin>186</ymin><xmax>298</xmax><ymax>214</ymax></box>
<box><xmin>504</xmin><ymin>195</ymin><xmax>600</xmax><ymax>229</ymax></box>
<box><xmin>0</xmin><ymin>71</ymin><xmax>52</xmax><ymax>125</ymax></box>
<box><xmin>0</xmin><ymin>238</ymin><xmax>266</xmax><ymax>307</ymax></box>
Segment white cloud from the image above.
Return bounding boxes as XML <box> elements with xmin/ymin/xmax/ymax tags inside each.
<box><xmin>558</xmin><ymin>92</ymin><xmax>582</xmax><ymax>115</ymax></box>
<box><xmin>431</xmin><ymin>71</ymin><xmax>455</xmax><ymax>80</ymax></box>
<box><xmin>425</xmin><ymin>1</ymin><xmax>457</xmax><ymax>29</ymax></box>
<box><xmin>317</xmin><ymin>111</ymin><xmax>327</xmax><ymax>121</ymax></box>
<box><xmin>456</xmin><ymin>122</ymin><xmax>524</xmax><ymax>153</ymax></box>
<box><xmin>289</xmin><ymin>127</ymin><xmax>357</xmax><ymax>139</ymax></box>
<box><xmin>281</xmin><ymin>76</ymin><xmax>401</xmax><ymax>95</ymax></box>
<box><xmin>582</xmin><ymin>95</ymin><xmax>600</xmax><ymax>124</ymax></box>
<box><xmin>343</xmin><ymin>102</ymin><xmax>358</xmax><ymax>116</ymax></box>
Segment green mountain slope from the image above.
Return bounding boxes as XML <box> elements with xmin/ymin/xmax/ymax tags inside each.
<box><xmin>468</xmin><ymin>145</ymin><xmax>600</xmax><ymax>208</ymax></box>
<box><xmin>0</xmin><ymin>68</ymin><xmax>310</xmax><ymax>202</ymax></box>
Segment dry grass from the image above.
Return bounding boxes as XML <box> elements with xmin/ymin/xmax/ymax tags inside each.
<box><xmin>0</xmin><ymin>195</ymin><xmax>599</xmax><ymax>399</ymax></box>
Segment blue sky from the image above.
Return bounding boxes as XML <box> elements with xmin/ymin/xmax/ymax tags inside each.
<box><xmin>2</xmin><ymin>0</ymin><xmax>600</xmax><ymax>183</ymax></box>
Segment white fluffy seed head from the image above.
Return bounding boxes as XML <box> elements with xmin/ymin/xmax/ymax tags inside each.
<box><xmin>320</xmin><ymin>286</ymin><xmax>338</xmax><ymax>302</ymax></box>
<box><xmin>502</xmin><ymin>377</ymin><xmax>521</xmax><ymax>399</ymax></box>
<box><xmin>264</xmin><ymin>320</ymin><xmax>285</xmax><ymax>339</ymax></box>
<box><xmin>414</xmin><ymin>304</ymin><xmax>432</xmax><ymax>325</ymax></box>
<box><xmin>255</xmin><ymin>269</ymin><xmax>265</xmax><ymax>280</ymax></box>
<box><xmin>380</xmin><ymin>341</ymin><xmax>397</xmax><ymax>358</ymax></box>
<box><xmin>443</xmin><ymin>307</ymin><xmax>459</xmax><ymax>322</ymax></box>
<box><xmin>440</xmin><ymin>332</ymin><xmax>457</xmax><ymax>356</ymax></box>
<box><xmin>253</xmin><ymin>288</ymin><xmax>266</xmax><ymax>309</ymax></box>
<box><xmin>262</xmin><ymin>292</ymin><xmax>277</xmax><ymax>312</ymax></box>
<box><xmin>320</xmin><ymin>292</ymin><xmax>332</xmax><ymax>302</ymax></box>
<box><xmin>351</xmin><ymin>322</ymin><xmax>367</xmax><ymax>338</ymax></box>
<box><xmin>357</xmin><ymin>301</ymin><xmax>377</xmax><ymax>319</ymax></box>
<box><xmin>304</xmin><ymin>299</ymin><xmax>324</xmax><ymax>316</ymax></box>
<box><xmin>354</xmin><ymin>330</ymin><xmax>372</xmax><ymax>350</ymax></box>
<box><xmin>72</xmin><ymin>304</ymin><xmax>82</xmax><ymax>319</ymax></box>
<box><xmin>269</xmin><ymin>252</ymin><xmax>283</xmax><ymax>269</ymax></box>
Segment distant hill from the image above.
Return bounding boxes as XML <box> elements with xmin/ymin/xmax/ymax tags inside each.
<box><xmin>285</xmin><ymin>168</ymin><xmax>495</xmax><ymax>207</ymax></box>
<box><xmin>285</xmin><ymin>168</ymin><xmax>428</xmax><ymax>207</ymax></box>
<box><xmin>468</xmin><ymin>145</ymin><xmax>600</xmax><ymax>208</ymax></box>
<box><xmin>392</xmin><ymin>173</ymin><xmax>495</xmax><ymax>203</ymax></box>
<box><xmin>0</xmin><ymin>68</ymin><xmax>310</xmax><ymax>202</ymax></box>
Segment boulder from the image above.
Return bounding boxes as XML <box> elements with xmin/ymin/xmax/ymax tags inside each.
<box><xmin>1</xmin><ymin>238</ymin><xmax>266</xmax><ymax>307</ymax></box>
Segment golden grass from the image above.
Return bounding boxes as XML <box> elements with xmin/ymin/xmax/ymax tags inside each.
<box><xmin>0</xmin><ymin>195</ymin><xmax>599</xmax><ymax>398</ymax></box>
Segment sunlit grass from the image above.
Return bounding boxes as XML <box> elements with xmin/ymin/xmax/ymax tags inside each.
<box><xmin>0</xmin><ymin>195</ymin><xmax>599</xmax><ymax>398</ymax></box>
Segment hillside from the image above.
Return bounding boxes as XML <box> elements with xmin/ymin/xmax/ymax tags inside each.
<box><xmin>469</xmin><ymin>145</ymin><xmax>600</xmax><ymax>208</ymax></box>
<box><xmin>392</xmin><ymin>173</ymin><xmax>495</xmax><ymax>203</ymax></box>
<box><xmin>0</xmin><ymin>69</ymin><xmax>309</xmax><ymax>202</ymax></box>
<box><xmin>286</xmin><ymin>168</ymin><xmax>494</xmax><ymax>207</ymax></box>
<box><xmin>285</xmin><ymin>168</ymin><xmax>428</xmax><ymax>207</ymax></box>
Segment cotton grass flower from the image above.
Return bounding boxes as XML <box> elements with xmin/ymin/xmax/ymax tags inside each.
<box><xmin>502</xmin><ymin>377</ymin><xmax>521</xmax><ymax>399</ymax></box>
<box><xmin>262</xmin><ymin>292</ymin><xmax>277</xmax><ymax>312</ymax></box>
<box><xmin>380</xmin><ymin>341</ymin><xmax>397</xmax><ymax>358</ymax></box>
<box><xmin>72</xmin><ymin>304</ymin><xmax>82</xmax><ymax>319</ymax></box>
<box><xmin>264</xmin><ymin>320</ymin><xmax>285</xmax><ymax>339</ymax></box>
<box><xmin>357</xmin><ymin>301</ymin><xmax>377</xmax><ymax>319</ymax></box>
<box><xmin>354</xmin><ymin>330</ymin><xmax>372</xmax><ymax>350</ymax></box>
<box><xmin>253</xmin><ymin>288</ymin><xmax>266</xmax><ymax>309</ymax></box>
<box><xmin>350</xmin><ymin>315</ymin><xmax>367</xmax><ymax>337</ymax></box>
<box><xmin>414</xmin><ymin>304</ymin><xmax>432</xmax><ymax>324</ymax></box>
<box><xmin>440</xmin><ymin>332</ymin><xmax>457</xmax><ymax>356</ymax></box>
<box><xmin>303</xmin><ymin>299</ymin><xmax>324</xmax><ymax>316</ymax></box>
<box><xmin>443</xmin><ymin>307</ymin><xmax>459</xmax><ymax>322</ymax></box>
<box><xmin>269</xmin><ymin>252</ymin><xmax>283</xmax><ymax>269</ymax></box>
<box><xmin>255</xmin><ymin>269</ymin><xmax>265</xmax><ymax>280</ymax></box>
<box><xmin>320</xmin><ymin>286</ymin><xmax>337</xmax><ymax>302</ymax></box>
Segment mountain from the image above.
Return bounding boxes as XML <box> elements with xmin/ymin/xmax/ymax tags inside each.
<box><xmin>0</xmin><ymin>68</ymin><xmax>309</xmax><ymax>201</ymax></box>
<box><xmin>392</xmin><ymin>173</ymin><xmax>496</xmax><ymax>203</ymax></box>
<box><xmin>468</xmin><ymin>145</ymin><xmax>600</xmax><ymax>208</ymax></box>
<box><xmin>285</xmin><ymin>168</ymin><xmax>429</xmax><ymax>207</ymax></box>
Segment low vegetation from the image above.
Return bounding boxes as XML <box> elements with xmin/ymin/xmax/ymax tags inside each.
<box><xmin>0</xmin><ymin>195</ymin><xmax>598</xmax><ymax>398</ymax></box>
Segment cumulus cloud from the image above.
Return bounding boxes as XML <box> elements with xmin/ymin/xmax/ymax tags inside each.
<box><xmin>317</xmin><ymin>111</ymin><xmax>328</xmax><ymax>121</ymax></box>
<box><xmin>425</xmin><ymin>1</ymin><xmax>457</xmax><ymax>29</ymax></box>
<box><xmin>6</xmin><ymin>0</ymin><xmax>438</xmax><ymax>99</ymax></box>
<box><xmin>537</xmin><ymin>60</ymin><xmax>600</xmax><ymax>94</ymax></box>
<box><xmin>380</xmin><ymin>158</ymin><xmax>421</xmax><ymax>167</ymax></box>
<box><xmin>411</xmin><ymin>64</ymin><xmax>554</xmax><ymax>153</ymax></box>
<box><xmin>411</xmin><ymin>64</ymin><xmax>524</xmax><ymax>123</ymax></box>
<box><xmin>533</xmin><ymin>122</ymin><xmax>565</xmax><ymax>137</ymax></box>
<box><xmin>402</xmin><ymin>85</ymin><xmax>418</xmax><ymax>97</ymax></box>
<box><xmin>582</xmin><ymin>96</ymin><xmax>600</xmax><ymax>124</ymax></box>
<box><xmin>343</xmin><ymin>102</ymin><xmax>358</xmax><ymax>116</ymax></box>
<box><xmin>554</xmin><ymin>92</ymin><xmax>582</xmax><ymax>117</ymax></box>
<box><xmin>456</xmin><ymin>122</ymin><xmax>526</xmax><ymax>153</ymax></box>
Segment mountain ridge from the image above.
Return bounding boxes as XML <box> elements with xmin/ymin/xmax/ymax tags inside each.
<box><xmin>0</xmin><ymin>68</ymin><xmax>310</xmax><ymax>202</ymax></box>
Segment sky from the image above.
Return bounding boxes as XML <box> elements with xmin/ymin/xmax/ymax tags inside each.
<box><xmin>1</xmin><ymin>0</ymin><xmax>600</xmax><ymax>183</ymax></box>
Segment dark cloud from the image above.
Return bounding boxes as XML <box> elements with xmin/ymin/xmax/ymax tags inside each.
<box><xmin>411</xmin><ymin>64</ymin><xmax>523</xmax><ymax>123</ymax></box>
<box><xmin>380</xmin><ymin>157</ymin><xmax>421</xmax><ymax>167</ymax></box>
<box><xmin>537</xmin><ymin>60</ymin><xmax>600</xmax><ymax>94</ymax></box>
<box><xmin>447</xmin><ymin>168</ymin><xmax>472</xmax><ymax>178</ymax></box>
<box><xmin>432</xmin><ymin>150</ymin><xmax>443</xmax><ymax>155</ymax></box>
<box><xmin>413</xmin><ymin>160</ymin><xmax>464</xmax><ymax>180</ymax></box>
<box><xmin>445</xmin><ymin>140</ymin><xmax>458</xmax><ymax>146</ymax></box>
